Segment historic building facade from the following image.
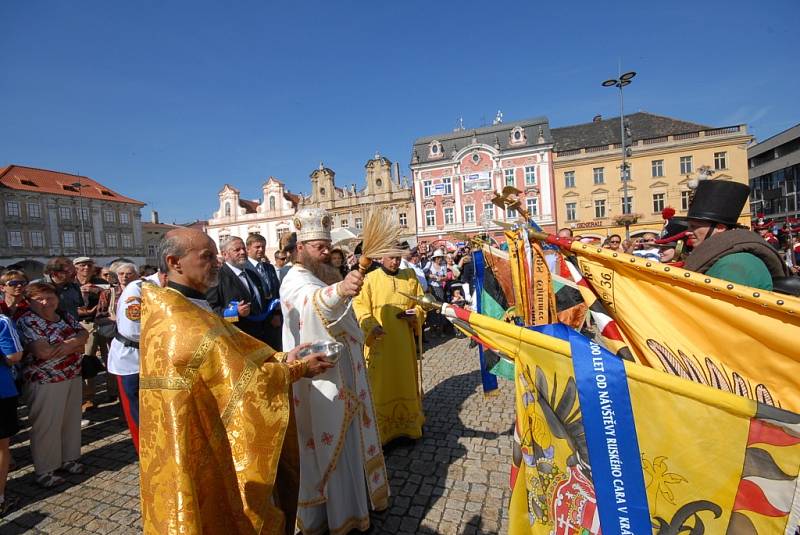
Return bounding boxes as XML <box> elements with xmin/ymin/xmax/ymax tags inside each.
<box><xmin>0</xmin><ymin>165</ymin><xmax>145</xmax><ymax>270</ymax></box>
<box><xmin>551</xmin><ymin>112</ymin><xmax>752</xmax><ymax>239</ymax></box>
<box><xmin>300</xmin><ymin>153</ymin><xmax>416</xmax><ymax>243</ymax></box>
<box><xmin>409</xmin><ymin>117</ymin><xmax>557</xmax><ymax>247</ymax></box>
<box><xmin>206</xmin><ymin>177</ymin><xmax>299</xmax><ymax>255</ymax></box>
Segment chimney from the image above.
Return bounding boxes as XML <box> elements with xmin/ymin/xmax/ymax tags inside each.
<box><xmin>151</xmin><ymin>210</ymin><xmax>159</xmax><ymax>224</ymax></box>
<box><xmin>394</xmin><ymin>162</ymin><xmax>401</xmax><ymax>183</ymax></box>
<box><xmin>592</xmin><ymin>114</ymin><xmax>602</xmax><ymax>123</ymax></box>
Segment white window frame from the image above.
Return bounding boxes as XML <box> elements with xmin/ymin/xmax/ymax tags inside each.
<box><xmin>482</xmin><ymin>203</ymin><xmax>494</xmax><ymax>220</ymax></box>
<box><xmin>526</xmin><ymin>197</ymin><xmax>538</xmax><ymax>216</ymax></box>
<box><xmin>6</xmin><ymin>201</ymin><xmax>20</xmax><ymax>217</ymax></box>
<box><xmin>80</xmin><ymin>231</ymin><xmax>92</xmax><ymax>247</ymax></box>
<box><xmin>464</xmin><ymin>205</ymin><xmax>475</xmax><ymax>223</ymax></box>
<box><xmin>425</xmin><ymin>209</ymin><xmax>435</xmax><ymax>227</ymax></box>
<box><xmin>119</xmin><ymin>211</ymin><xmax>130</xmax><ymax>224</ymax></box>
<box><xmin>566</xmin><ymin>202</ymin><xmax>577</xmax><ymax>221</ymax></box>
<box><xmin>59</xmin><ymin>206</ymin><xmax>72</xmax><ymax>220</ymax></box>
<box><xmin>621</xmin><ymin>195</ymin><xmax>633</xmax><ymax>215</ymax></box>
<box><xmin>27</xmin><ymin>202</ymin><xmax>41</xmax><ymax>218</ymax></box>
<box><xmin>8</xmin><ymin>230</ymin><xmax>23</xmax><ymax>247</ymax></box>
<box><xmin>594</xmin><ymin>199</ymin><xmax>606</xmax><ymax>219</ymax></box>
<box><xmin>30</xmin><ymin>231</ymin><xmax>44</xmax><ymax>248</ymax></box>
<box><xmin>714</xmin><ymin>152</ymin><xmax>727</xmax><ymax>170</ymax></box>
<box><xmin>564</xmin><ymin>171</ymin><xmax>575</xmax><ymax>188</ymax></box>
<box><xmin>355</xmin><ymin>217</ymin><xmax>363</xmax><ymax>230</ymax></box>
<box><xmin>423</xmin><ymin>180</ymin><xmax>432</xmax><ymax>198</ymax></box>
<box><xmin>78</xmin><ymin>207</ymin><xmax>90</xmax><ymax>222</ymax></box>
<box><xmin>593</xmin><ymin>167</ymin><xmax>604</xmax><ymax>185</ymax></box>
<box><xmin>652</xmin><ymin>193</ymin><xmax>665</xmax><ymax>213</ymax></box>
<box><xmin>121</xmin><ymin>233</ymin><xmax>133</xmax><ymax>248</ymax></box>
<box><xmin>106</xmin><ymin>233</ymin><xmax>118</xmax><ymax>247</ymax></box>
<box><xmin>104</xmin><ymin>209</ymin><xmax>115</xmax><ymax>223</ymax></box>
<box><xmin>681</xmin><ymin>190</ymin><xmax>691</xmax><ymax>211</ymax></box>
<box><xmin>524</xmin><ymin>166</ymin><xmax>536</xmax><ymax>186</ymax></box>
<box><xmin>341</xmin><ymin>218</ymin><xmax>349</xmax><ymax>228</ymax></box>
<box><xmin>399</xmin><ymin>212</ymin><xmax>407</xmax><ymax>227</ymax></box>
<box><xmin>63</xmin><ymin>231</ymin><xmax>76</xmax><ymax>248</ymax></box>
<box><xmin>506</xmin><ymin>206</ymin><xmax>516</xmax><ymax>219</ymax></box>
<box><xmin>442</xmin><ymin>177</ymin><xmax>452</xmax><ymax>195</ymax></box>
<box><xmin>444</xmin><ymin>207</ymin><xmax>455</xmax><ymax>225</ymax></box>
<box><xmin>652</xmin><ymin>159</ymin><xmax>664</xmax><ymax>177</ymax></box>
<box><xmin>147</xmin><ymin>243</ymin><xmax>157</xmax><ymax>257</ymax></box>
<box><xmin>680</xmin><ymin>156</ymin><xmax>693</xmax><ymax>175</ymax></box>
<box><xmin>504</xmin><ymin>168</ymin><xmax>515</xmax><ymax>187</ymax></box>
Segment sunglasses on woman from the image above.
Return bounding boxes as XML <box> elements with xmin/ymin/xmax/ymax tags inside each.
<box><xmin>4</xmin><ymin>280</ymin><xmax>27</xmax><ymax>287</ymax></box>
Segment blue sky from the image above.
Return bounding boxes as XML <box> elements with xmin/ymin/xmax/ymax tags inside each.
<box><xmin>2</xmin><ymin>0</ymin><xmax>798</xmax><ymax>223</ymax></box>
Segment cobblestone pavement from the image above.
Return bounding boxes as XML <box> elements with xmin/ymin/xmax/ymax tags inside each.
<box><xmin>2</xmin><ymin>336</ymin><xmax>515</xmax><ymax>534</ymax></box>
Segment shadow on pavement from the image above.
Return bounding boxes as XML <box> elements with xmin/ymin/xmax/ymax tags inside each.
<box><xmin>370</xmin><ymin>369</ymin><xmax>503</xmax><ymax>534</ymax></box>
<box><xmin>0</xmin><ymin>511</ymin><xmax>48</xmax><ymax>534</ymax></box>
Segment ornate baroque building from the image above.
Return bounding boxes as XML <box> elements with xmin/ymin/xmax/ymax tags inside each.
<box><xmin>409</xmin><ymin>117</ymin><xmax>557</xmax><ymax>246</ymax></box>
<box><xmin>300</xmin><ymin>153</ymin><xmax>416</xmax><ymax>243</ymax></box>
<box><xmin>205</xmin><ymin>153</ymin><xmax>416</xmax><ymax>255</ymax></box>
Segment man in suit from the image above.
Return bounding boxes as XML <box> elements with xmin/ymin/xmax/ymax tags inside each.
<box><xmin>206</xmin><ymin>237</ymin><xmax>282</xmax><ymax>349</ymax></box>
<box><xmin>245</xmin><ymin>234</ymin><xmax>282</xmax><ymax>349</ymax></box>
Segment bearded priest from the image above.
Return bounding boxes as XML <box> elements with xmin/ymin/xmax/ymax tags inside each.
<box><xmin>280</xmin><ymin>208</ymin><xmax>389</xmax><ymax>535</ymax></box>
<box><xmin>139</xmin><ymin>228</ymin><xmax>334</xmax><ymax>535</ymax></box>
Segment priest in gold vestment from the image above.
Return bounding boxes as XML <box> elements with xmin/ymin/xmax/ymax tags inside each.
<box><xmin>353</xmin><ymin>254</ymin><xmax>426</xmax><ymax>444</ymax></box>
<box><xmin>139</xmin><ymin>228</ymin><xmax>333</xmax><ymax>535</ymax></box>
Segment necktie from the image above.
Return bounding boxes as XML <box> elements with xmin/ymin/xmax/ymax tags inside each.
<box><xmin>256</xmin><ymin>263</ymin><xmax>273</xmax><ymax>296</ymax></box>
<box><xmin>240</xmin><ymin>271</ymin><xmax>262</xmax><ymax>307</ymax></box>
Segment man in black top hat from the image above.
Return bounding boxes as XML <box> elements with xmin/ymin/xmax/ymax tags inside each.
<box><xmin>683</xmin><ymin>180</ymin><xmax>789</xmax><ymax>290</ymax></box>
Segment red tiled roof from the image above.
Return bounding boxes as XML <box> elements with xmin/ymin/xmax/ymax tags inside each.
<box><xmin>283</xmin><ymin>191</ymin><xmax>300</xmax><ymax>206</ymax></box>
<box><xmin>0</xmin><ymin>165</ymin><xmax>145</xmax><ymax>205</ymax></box>
<box><xmin>238</xmin><ymin>199</ymin><xmax>259</xmax><ymax>213</ymax></box>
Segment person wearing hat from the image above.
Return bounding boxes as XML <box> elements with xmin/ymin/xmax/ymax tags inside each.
<box><xmin>279</xmin><ymin>208</ymin><xmax>388</xmax><ymax>535</ymax></box>
<box><xmin>684</xmin><ymin>180</ymin><xmax>790</xmax><ymax>290</ymax></box>
<box><xmin>654</xmin><ymin>216</ymin><xmax>690</xmax><ymax>264</ymax></box>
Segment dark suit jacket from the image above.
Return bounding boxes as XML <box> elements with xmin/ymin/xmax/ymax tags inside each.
<box><xmin>206</xmin><ymin>263</ymin><xmax>282</xmax><ymax>349</ymax></box>
<box><xmin>248</xmin><ymin>259</ymin><xmax>280</xmax><ymax>299</ymax></box>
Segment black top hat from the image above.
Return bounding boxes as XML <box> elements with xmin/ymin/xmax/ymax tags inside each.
<box><xmin>687</xmin><ymin>180</ymin><xmax>750</xmax><ymax>227</ymax></box>
<box><xmin>655</xmin><ymin>216</ymin><xmax>689</xmax><ymax>247</ymax></box>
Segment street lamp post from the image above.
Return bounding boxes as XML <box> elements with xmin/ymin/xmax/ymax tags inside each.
<box><xmin>602</xmin><ymin>70</ymin><xmax>636</xmax><ymax>239</ymax></box>
<box><xmin>71</xmin><ymin>180</ymin><xmax>89</xmax><ymax>256</ymax></box>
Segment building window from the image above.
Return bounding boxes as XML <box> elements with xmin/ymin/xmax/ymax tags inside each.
<box><xmin>399</xmin><ymin>212</ymin><xmax>407</xmax><ymax>226</ymax></box>
<box><xmin>564</xmin><ymin>171</ymin><xmax>575</xmax><ymax>188</ymax></box>
<box><xmin>621</xmin><ymin>196</ymin><xmax>633</xmax><ymax>215</ymax></box>
<box><xmin>269</xmin><ymin>196</ymin><xmax>276</xmax><ymax>211</ymax></box>
<box><xmin>444</xmin><ymin>207</ymin><xmax>455</xmax><ymax>225</ymax></box>
<box><xmin>621</xmin><ymin>163</ymin><xmax>631</xmax><ymax>182</ymax></box>
<box><xmin>652</xmin><ymin>160</ymin><xmax>664</xmax><ymax>177</ymax></box>
<box><xmin>78</xmin><ymin>207</ymin><xmax>90</xmax><ymax>222</ymax></box>
<box><xmin>80</xmin><ymin>231</ymin><xmax>92</xmax><ymax>248</ymax></box>
<box><xmin>680</xmin><ymin>156</ymin><xmax>693</xmax><ymax>175</ymax></box>
<box><xmin>442</xmin><ymin>177</ymin><xmax>452</xmax><ymax>195</ymax></box>
<box><xmin>8</xmin><ymin>231</ymin><xmax>23</xmax><ymax>247</ymax></box>
<box><xmin>652</xmin><ymin>193</ymin><xmax>665</xmax><ymax>213</ymax></box>
<box><xmin>464</xmin><ymin>205</ymin><xmax>475</xmax><ymax>223</ymax></box>
<box><xmin>121</xmin><ymin>233</ymin><xmax>133</xmax><ymax>248</ymax></box>
<box><xmin>63</xmin><ymin>231</ymin><xmax>76</xmax><ymax>248</ymax></box>
<box><xmin>147</xmin><ymin>243</ymin><xmax>157</xmax><ymax>257</ymax></box>
<box><xmin>681</xmin><ymin>191</ymin><xmax>691</xmax><ymax>211</ymax></box>
<box><xmin>27</xmin><ymin>202</ymin><xmax>41</xmax><ymax>218</ymax></box>
<box><xmin>225</xmin><ymin>202</ymin><xmax>231</xmax><ymax>216</ymax></box>
<box><xmin>594</xmin><ymin>199</ymin><xmax>606</xmax><ymax>218</ymax></box>
<box><xmin>104</xmin><ymin>210</ymin><xmax>115</xmax><ymax>223</ymax></box>
<box><xmin>425</xmin><ymin>209</ymin><xmax>435</xmax><ymax>227</ymax></box>
<box><xmin>59</xmin><ymin>206</ymin><xmax>72</xmax><ymax>220</ymax></box>
<box><xmin>120</xmin><ymin>211</ymin><xmax>130</xmax><ymax>224</ymax></box>
<box><xmin>341</xmin><ymin>218</ymin><xmax>349</xmax><ymax>228</ymax></box>
<box><xmin>525</xmin><ymin>166</ymin><xmax>536</xmax><ymax>186</ymax></box>
<box><xmin>506</xmin><ymin>206</ymin><xmax>516</xmax><ymax>219</ymax></box>
<box><xmin>504</xmin><ymin>168</ymin><xmax>515</xmax><ymax>187</ymax></box>
<box><xmin>423</xmin><ymin>180</ymin><xmax>432</xmax><ymax>197</ymax></box>
<box><xmin>526</xmin><ymin>197</ymin><xmax>538</xmax><ymax>216</ymax></box>
<box><xmin>5</xmin><ymin>201</ymin><xmax>20</xmax><ymax>217</ymax></box>
<box><xmin>355</xmin><ymin>217</ymin><xmax>363</xmax><ymax>230</ymax></box>
<box><xmin>106</xmin><ymin>233</ymin><xmax>118</xmax><ymax>247</ymax></box>
<box><xmin>566</xmin><ymin>202</ymin><xmax>577</xmax><ymax>221</ymax></box>
<box><xmin>593</xmin><ymin>167</ymin><xmax>604</xmax><ymax>185</ymax></box>
<box><xmin>714</xmin><ymin>152</ymin><xmax>727</xmax><ymax>170</ymax></box>
<box><xmin>30</xmin><ymin>231</ymin><xmax>44</xmax><ymax>248</ymax></box>
<box><xmin>483</xmin><ymin>203</ymin><xmax>494</xmax><ymax>220</ymax></box>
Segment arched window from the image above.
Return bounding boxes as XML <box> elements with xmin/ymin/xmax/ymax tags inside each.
<box><xmin>269</xmin><ymin>196</ymin><xmax>276</xmax><ymax>211</ymax></box>
<box><xmin>225</xmin><ymin>202</ymin><xmax>231</xmax><ymax>216</ymax></box>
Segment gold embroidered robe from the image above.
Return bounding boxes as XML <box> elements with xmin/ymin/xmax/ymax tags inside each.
<box><xmin>139</xmin><ymin>285</ymin><xmax>299</xmax><ymax>535</ymax></box>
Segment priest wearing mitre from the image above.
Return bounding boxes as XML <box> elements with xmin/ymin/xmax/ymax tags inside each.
<box><xmin>280</xmin><ymin>208</ymin><xmax>389</xmax><ymax>535</ymax></box>
<box><xmin>139</xmin><ymin>228</ymin><xmax>333</xmax><ymax>535</ymax></box>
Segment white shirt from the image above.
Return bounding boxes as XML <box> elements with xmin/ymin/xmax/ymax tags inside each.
<box><xmin>227</xmin><ymin>261</ymin><xmax>261</xmax><ymax>306</ymax></box>
<box><xmin>107</xmin><ymin>274</ymin><xmax>161</xmax><ymax>376</ymax></box>
<box><xmin>401</xmin><ymin>258</ymin><xmax>428</xmax><ymax>291</ymax></box>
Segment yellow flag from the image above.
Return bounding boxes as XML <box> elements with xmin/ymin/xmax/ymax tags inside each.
<box><xmin>447</xmin><ymin>307</ymin><xmax>800</xmax><ymax>535</ymax></box>
<box><xmin>568</xmin><ymin>242</ymin><xmax>800</xmax><ymax>413</ymax></box>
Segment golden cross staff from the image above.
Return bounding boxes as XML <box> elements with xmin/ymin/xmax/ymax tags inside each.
<box><xmin>491</xmin><ymin>186</ymin><xmax>531</xmax><ymax>222</ymax></box>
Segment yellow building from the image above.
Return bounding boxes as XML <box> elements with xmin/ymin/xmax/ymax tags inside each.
<box><xmin>551</xmin><ymin>112</ymin><xmax>752</xmax><ymax>239</ymax></box>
